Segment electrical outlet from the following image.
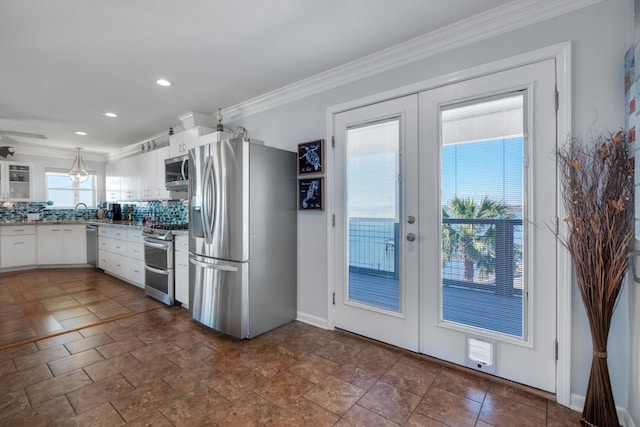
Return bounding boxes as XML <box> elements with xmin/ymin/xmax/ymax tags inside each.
<box><xmin>27</xmin><ymin>213</ymin><xmax>39</xmax><ymax>221</ymax></box>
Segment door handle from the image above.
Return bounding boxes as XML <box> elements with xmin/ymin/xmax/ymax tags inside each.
<box><xmin>407</xmin><ymin>215</ymin><xmax>416</xmax><ymax>224</ymax></box>
<box><xmin>189</xmin><ymin>257</ymin><xmax>239</xmax><ymax>272</ymax></box>
<box><xmin>406</xmin><ymin>233</ymin><xmax>416</xmax><ymax>242</ymax></box>
<box><xmin>145</xmin><ymin>265</ymin><xmax>170</xmax><ymax>275</ymax></box>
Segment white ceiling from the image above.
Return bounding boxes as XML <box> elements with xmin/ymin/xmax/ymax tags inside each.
<box><xmin>0</xmin><ymin>0</ymin><xmax>512</xmax><ymax>156</ymax></box>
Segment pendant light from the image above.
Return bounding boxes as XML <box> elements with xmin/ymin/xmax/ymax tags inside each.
<box><xmin>69</xmin><ymin>147</ymin><xmax>89</xmax><ymax>183</ymax></box>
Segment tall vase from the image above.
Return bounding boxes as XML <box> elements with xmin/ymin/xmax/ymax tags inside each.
<box><xmin>580</xmin><ymin>307</ymin><xmax>619</xmax><ymax>426</ymax></box>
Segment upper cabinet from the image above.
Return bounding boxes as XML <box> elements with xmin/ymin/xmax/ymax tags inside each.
<box><xmin>106</xmin><ymin>146</ymin><xmax>170</xmax><ymax>202</ymax></box>
<box><xmin>0</xmin><ymin>161</ymin><xmax>34</xmax><ymax>201</ymax></box>
<box><xmin>169</xmin><ymin>126</ymin><xmax>214</xmax><ymax>158</ymax></box>
<box><xmin>140</xmin><ymin>146</ymin><xmax>170</xmax><ymax>200</ymax></box>
<box><xmin>105</xmin><ymin>160</ymin><xmax>121</xmax><ymax>203</ymax></box>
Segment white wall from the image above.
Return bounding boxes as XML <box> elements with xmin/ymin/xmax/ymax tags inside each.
<box><xmin>6</xmin><ymin>151</ymin><xmax>106</xmax><ymax>204</ymax></box>
<box><xmin>228</xmin><ymin>0</ymin><xmax>636</xmax><ymax>418</ymax></box>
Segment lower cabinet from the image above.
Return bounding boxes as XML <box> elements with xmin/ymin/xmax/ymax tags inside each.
<box><xmin>1</xmin><ymin>226</ymin><xmax>36</xmax><ymax>268</ymax></box>
<box><xmin>174</xmin><ymin>234</ymin><xmax>189</xmax><ymax>308</ymax></box>
<box><xmin>98</xmin><ymin>225</ymin><xmax>144</xmax><ymax>289</ymax></box>
<box><xmin>37</xmin><ymin>224</ymin><xmax>86</xmax><ymax>265</ymax></box>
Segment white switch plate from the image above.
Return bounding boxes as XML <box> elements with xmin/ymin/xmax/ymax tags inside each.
<box><xmin>27</xmin><ymin>213</ymin><xmax>39</xmax><ymax>221</ymax></box>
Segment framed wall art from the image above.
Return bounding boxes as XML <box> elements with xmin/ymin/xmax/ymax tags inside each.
<box><xmin>298</xmin><ymin>177</ymin><xmax>324</xmax><ymax>210</ymax></box>
<box><xmin>297</xmin><ymin>139</ymin><xmax>324</xmax><ymax>175</ymax></box>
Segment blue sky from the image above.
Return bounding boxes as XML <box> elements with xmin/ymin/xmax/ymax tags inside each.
<box><xmin>347</xmin><ymin>136</ymin><xmax>524</xmax><ymax>218</ymax></box>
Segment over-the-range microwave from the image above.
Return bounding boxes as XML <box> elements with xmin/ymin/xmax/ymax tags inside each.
<box><xmin>165</xmin><ymin>154</ymin><xmax>188</xmax><ymax>190</ymax></box>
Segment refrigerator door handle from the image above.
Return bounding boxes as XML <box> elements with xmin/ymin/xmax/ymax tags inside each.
<box><xmin>189</xmin><ymin>257</ymin><xmax>239</xmax><ymax>272</ymax></box>
<box><xmin>202</xmin><ymin>155</ymin><xmax>216</xmax><ymax>244</ymax></box>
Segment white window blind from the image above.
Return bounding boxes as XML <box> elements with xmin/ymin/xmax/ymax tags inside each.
<box><xmin>440</xmin><ymin>92</ymin><xmax>527</xmax><ymax>339</ymax></box>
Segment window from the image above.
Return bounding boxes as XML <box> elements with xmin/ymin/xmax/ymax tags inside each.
<box><xmin>440</xmin><ymin>93</ymin><xmax>526</xmax><ymax>338</ymax></box>
<box><xmin>45</xmin><ymin>171</ymin><xmax>97</xmax><ymax>208</ymax></box>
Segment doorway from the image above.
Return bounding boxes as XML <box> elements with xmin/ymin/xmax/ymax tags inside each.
<box><xmin>333</xmin><ymin>59</ymin><xmax>558</xmax><ymax>392</ymax></box>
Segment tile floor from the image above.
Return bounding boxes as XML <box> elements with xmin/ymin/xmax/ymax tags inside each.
<box><xmin>0</xmin><ymin>268</ymin><xmax>164</xmax><ymax>348</ymax></box>
<box><xmin>0</xmin><ymin>268</ymin><xmax>581</xmax><ymax>426</ymax></box>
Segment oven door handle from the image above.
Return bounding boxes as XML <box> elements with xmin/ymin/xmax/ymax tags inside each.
<box><xmin>143</xmin><ymin>239</ymin><xmax>171</xmax><ymax>249</ymax></box>
<box><xmin>144</xmin><ymin>265</ymin><xmax>171</xmax><ymax>275</ymax></box>
<box><xmin>189</xmin><ymin>257</ymin><xmax>239</xmax><ymax>272</ymax></box>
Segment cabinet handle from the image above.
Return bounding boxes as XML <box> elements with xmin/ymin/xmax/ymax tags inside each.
<box><xmin>13</xmin><ymin>242</ymin><xmax>24</xmax><ymax>245</ymax></box>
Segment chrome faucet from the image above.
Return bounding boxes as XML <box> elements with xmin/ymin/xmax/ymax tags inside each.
<box><xmin>74</xmin><ymin>202</ymin><xmax>88</xmax><ymax>219</ymax></box>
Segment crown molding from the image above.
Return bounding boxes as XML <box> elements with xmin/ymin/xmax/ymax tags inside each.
<box><xmin>9</xmin><ymin>144</ymin><xmax>106</xmax><ymax>162</ymax></box>
<box><xmin>222</xmin><ymin>0</ymin><xmax>601</xmax><ymax>121</ymax></box>
<box><xmin>108</xmin><ymin>128</ymin><xmax>175</xmax><ymax>162</ymax></box>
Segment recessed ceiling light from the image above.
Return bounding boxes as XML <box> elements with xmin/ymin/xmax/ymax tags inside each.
<box><xmin>156</xmin><ymin>79</ymin><xmax>172</xmax><ymax>87</ymax></box>
<box><xmin>74</xmin><ymin>131</ymin><xmax>88</xmax><ymax>136</ymax></box>
<box><xmin>103</xmin><ymin>112</ymin><xmax>118</xmax><ymax>118</ymax></box>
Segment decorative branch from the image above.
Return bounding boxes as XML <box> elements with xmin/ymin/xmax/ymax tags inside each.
<box><xmin>557</xmin><ymin>130</ymin><xmax>633</xmax><ymax>427</ymax></box>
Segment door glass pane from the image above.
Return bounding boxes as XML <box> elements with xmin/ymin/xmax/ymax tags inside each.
<box><xmin>346</xmin><ymin>120</ymin><xmax>401</xmax><ymax>312</ymax></box>
<box><xmin>440</xmin><ymin>93</ymin><xmax>526</xmax><ymax>338</ymax></box>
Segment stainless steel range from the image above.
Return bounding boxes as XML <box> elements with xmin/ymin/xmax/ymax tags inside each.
<box><xmin>142</xmin><ymin>223</ymin><xmax>188</xmax><ymax>305</ymax></box>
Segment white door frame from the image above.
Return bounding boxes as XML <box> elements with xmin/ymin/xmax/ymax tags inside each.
<box><xmin>325</xmin><ymin>41</ymin><xmax>572</xmax><ymax>405</ymax></box>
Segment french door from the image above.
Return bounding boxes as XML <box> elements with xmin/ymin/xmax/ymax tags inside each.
<box><xmin>333</xmin><ymin>59</ymin><xmax>557</xmax><ymax>391</ymax></box>
<box><xmin>334</xmin><ymin>95</ymin><xmax>420</xmax><ymax>351</ymax></box>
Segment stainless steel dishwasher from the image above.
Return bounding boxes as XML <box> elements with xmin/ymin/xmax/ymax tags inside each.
<box><xmin>86</xmin><ymin>224</ymin><xmax>98</xmax><ymax>268</ymax></box>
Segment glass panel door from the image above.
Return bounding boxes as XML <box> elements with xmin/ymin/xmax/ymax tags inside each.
<box><xmin>334</xmin><ymin>94</ymin><xmax>419</xmax><ymax>352</ymax></box>
<box><xmin>347</xmin><ymin>120</ymin><xmax>401</xmax><ymax>311</ymax></box>
<box><xmin>419</xmin><ymin>59</ymin><xmax>557</xmax><ymax>392</ymax></box>
<box><xmin>8</xmin><ymin>163</ymin><xmax>31</xmax><ymax>200</ymax></box>
<box><xmin>440</xmin><ymin>94</ymin><xmax>526</xmax><ymax>338</ymax></box>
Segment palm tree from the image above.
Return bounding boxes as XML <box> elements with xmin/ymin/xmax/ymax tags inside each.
<box><xmin>442</xmin><ymin>196</ymin><xmax>514</xmax><ymax>282</ymax></box>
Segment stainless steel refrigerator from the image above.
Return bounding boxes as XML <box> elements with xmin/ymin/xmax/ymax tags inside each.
<box><xmin>188</xmin><ymin>136</ymin><xmax>297</xmax><ymax>339</ymax></box>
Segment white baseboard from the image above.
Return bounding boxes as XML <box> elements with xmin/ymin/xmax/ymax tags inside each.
<box><xmin>296</xmin><ymin>312</ymin><xmax>329</xmax><ymax>330</ymax></box>
<box><xmin>570</xmin><ymin>393</ymin><xmax>636</xmax><ymax>427</ymax></box>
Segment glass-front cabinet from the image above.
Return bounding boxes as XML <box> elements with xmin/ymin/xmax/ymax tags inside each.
<box><xmin>0</xmin><ymin>161</ymin><xmax>34</xmax><ymax>201</ymax></box>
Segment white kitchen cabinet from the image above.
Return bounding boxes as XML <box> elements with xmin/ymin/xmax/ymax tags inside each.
<box><xmin>169</xmin><ymin>126</ymin><xmax>214</xmax><ymax>158</ymax></box>
<box><xmin>119</xmin><ymin>155</ymin><xmax>139</xmax><ymax>201</ymax></box>
<box><xmin>0</xmin><ymin>161</ymin><xmax>34</xmax><ymax>201</ymax></box>
<box><xmin>37</xmin><ymin>225</ymin><xmax>86</xmax><ymax>265</ymax></box>
<box><xmin>62</xmin><ymin>226</ymin><xmax>87</xmax><ymax>264</ymax></box>
<box><xmin>105</xmin><ymin>146</ymin><xmax>170</xmax><ymax>202</ymax></box>
<box><xmin>154</xmin><ymin>146</ymin><xmax>170</xmax><ymax>200</ymax></box>
<box><xmin>98</xmin><ymin>250</ymin><xmax>112</xmax><ymax>271</ymax></box>
<box><xmin>174</xmin><ymin>234</ymin><xmax>189</xmax><ymax>308</ymax></box>
<box><xmin>105</xmin><ymin>160</ymin><xmax>121</xmax><ymax>203</ymax></box>
<box><xmin>1</xmin><ymin>225</ymin><xmax>36</xmax><ymax>268</ymax></box>
<box><xmin>139</xmin><ymin>146</ymin><xmax>170</xmax><ymax>200</ymax></box>
<box><xmin>99</xmin><ymin>225</ymin><xmax>144</xmax><ymax>288</ymax></box>
<box><xmin>125</xmin><ymin>257</ymin><xmax>145</xmax><ymax>288</ymax></box>
<box><xmin>126</xmin><ymin>228</ymin><xmax>145</xmax><ymax>288</ymax></box>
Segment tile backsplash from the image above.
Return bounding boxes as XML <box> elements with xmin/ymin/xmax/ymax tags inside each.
<box><xmin>123</xmin><ymin>200</ymin><xmax>188</xmax><ymax>224</ymax></box>
<box><xmin>0</xmin><ymin>200</ymin><xmax>188</xmax><ymax>224</ymax></box>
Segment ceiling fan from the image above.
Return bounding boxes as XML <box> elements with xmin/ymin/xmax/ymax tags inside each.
<box><xmin>0</xmin><ymin>130</ymin><xmax>47</xmax><ymax>158</ymax></box>
<box><xmin>0</xmin><ymin>130</ymin><xmax>47</xmax><ymax>140</ymax></box>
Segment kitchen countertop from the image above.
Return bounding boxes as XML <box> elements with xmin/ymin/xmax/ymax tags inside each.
<box><xmin>0</xmin><ymin>220</ymin><xmax>188</xmax><ymax>236</ymax></box>
<box><xmin>0</xmin><ymin>220</ymin><xmax>90</xmax><ymax>226</ymax></box>
<box><xmin>87</xmin><ymin>220</ymin><xmax>144</xmax><ymax>228</ymax></box>
<box><xmin>0</xmin><ymin>219</ymin><xmax>144</xmax><ymax>227</ymax></box>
